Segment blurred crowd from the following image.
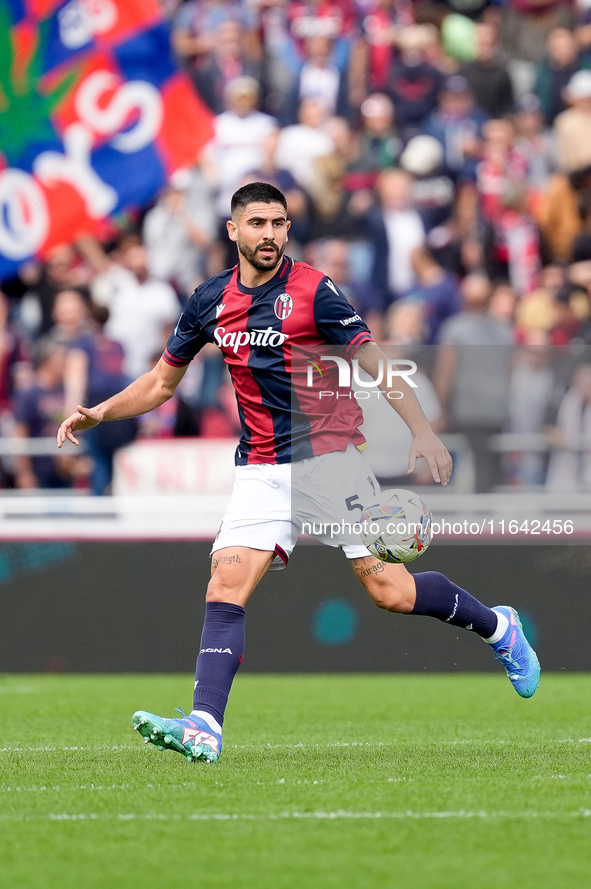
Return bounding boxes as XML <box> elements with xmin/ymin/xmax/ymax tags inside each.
<box><xmin>3</xmin><ymin>0</ymin><xmax>591</xmax><ymax>494</ymax></box>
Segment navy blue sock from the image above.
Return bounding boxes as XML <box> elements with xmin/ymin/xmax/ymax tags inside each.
<box><xmin>192</xmin><ymin>602</ymin><xmax>245</xmax><ymax>726</ymax></box>
<box><xmin>412</xmin><ymin>572</ymin><xmax>497</xmax><ymax>637</ymax></box>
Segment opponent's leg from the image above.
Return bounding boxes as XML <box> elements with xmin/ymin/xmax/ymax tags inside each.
<box><xmin>133</xmin><ymin>547</ymin><xmax>274</xmax><ymax>762</ymax></box>
<box><xmin>352</xmin><ymin>556</ymin><xmax>540</xmax><ymax>697</ymax></box>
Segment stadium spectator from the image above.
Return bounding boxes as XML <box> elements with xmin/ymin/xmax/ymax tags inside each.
<box><xmin>506</xmin><ymin>335</ymin><xmax>557</xmax><ymax>486</ymax></box>
<box><xmin>0</xmin><ymin>290</ymin><xmax>31</xmax><ymax>414</ymax></box>
<box><xmin>476</xmin><ymin>118</ymin><xmax>530</xmax><ymax>223</ymax></box>
<box><xmin>348</xmin><ymin>0</ymin><xmax>415</xmax><ymax>100</ymax></box>
<box><xmin>424</xmin><ymin>75</ymin><xmax>487</xmax><ymax>182</ymax></box>
<box><xmin>570</xmin><ymin>190</ymin><xmax>591</xmax><ymax>262</ymax></box>
<box><xmin>537</xmin><ymin>164</ymin><xmax>591</xmax><ymax>261</ymax></box>
<box><xmin>576</xmin><ymin>0</ymin><xmax>591</xmax><ymax>55</ymax></box>
<box><xmin>238</xmin><ymin>129</ymin><xmax>310</xmax><ymax>248</ymax></box>
<box><xmin>45</xmin><ymin>288</ymin><xmax>92</xmax><ymax>348</ymax></box>
<box><xmin>142</xmin><ymin>167</ymin><xmax>218</xmax><ymax>297</ymax></box>
<box><xmin>459</xmin><ymin>22</ymin><xmax>515</xmax><ymax>119</ymax></box>
<box><xmin>18</xmin><ymin>244</ymin><xmax>90</xmax><ymax>337</ymax></box>
<box><xmin>278</xmin><ymin>34</ymin><xmax>351</xmax><ymax>125</ymax></box>
<box><xmin>489</xmin><ymin>280</ymin><xmax>518</xmax><ymax>327</ymax></box>
<box><xmin>554</xmin><ymin>69</ymin><xmax>591</xmax><ymax>174</ymax></box>
<box><xmin>533</xmin><ymin>26</ymin><xmax>590</xmax><ymax>127</ymax></box>
<box><xmin>63</xmin><ymin>303</ymin><xmax>137</xmax><ymax>495</ymax></box>
<box><xmin>287</xmin><ymin>0</ymin><xmax>357</xmax><ymax>73</ymax></box>
<box><xmin>513</xmin><ymin>94</ymin><xmax>556</xmax><ymax>198</ymax></box>
<box><xmin>386</xmin><ymin>25</ymin><xmax>445</xmax><ymax>140</ymax></box>
<box><xmin>363</xmin><ymin>167</ymin><xmax>426</xmax><ymax>308</ymax></box>
<box><xmin>304</xmin><ymin>145</ymin><xmax>364</xmax><ymax>242</ymax></box>
<box><xmin>187</xmin><ymin>19</ymin><xmax>264</xmax><ymax>114</ymax></box>
<box><xmin>568</xmin><ymin>279</ymin><xmax>591</xmax><ymax>344</ymax></box>
<box><xmin>383</xmin><ymin>297</ymin><xmax>427</xmax><ymax>346</ymax></box>
<box><xmin>274</xmin><ymin>97</ymin><xmax>336</xmax><ymax>196</ymax></box>
<box><xmin>514</xmin><ymin>264</ymin><xmax>569</xmax><ymax>343</ymax></box>
<box><xmin>345</xmin><ymin>92</ymin><xmax>400</xmax><ymax>192</ymax></box>
<box><xmin>501</xmin><ymin>0</ymin><xmax>576</xmax><ymax>98</ymax></box>
<box><xmin>399</xmin><ymin>134</ymin><xmax>455</xmax><ymax>232</ymax></box>
<box><xmin>13</xmin><ymin>341</ymin><xmax>74</xmax><ymax>490</ymax></box>
<box><xmin>80</xmin><ymin>238</ymin><xmax>180</xmax><ymax>379</ymax></box>
<box><xmin>408</xmin><ymin>245</ymin><xmax>461</xmax><ymax>345</ymax></box>
<box><xmin>172</xmin><ymin>0</ymin><xmax>260</xmax><ymax>75</ymax></box>
<box><xmin>483</xmin><ymin>179</ymin><xmax>542</xmax><ymax>297</ymax></box>
<box><xmin>550</xmin><ymin>281</ymin><xmax>586</xmax><ymax>344</ymax></box>
<box><xmin>435</xmin><ymin>273</ymin><xmax>513</xmax><ymax>492</ymax></box>
<box><xmin>203</xmin><ymin>76</ymin><xmax>278</xmax><ymax>228</ymax></box>
<box><xmin>546</xmin><ymin>361</ymin><xmax>591</xmax><ymax>491</ymax></box>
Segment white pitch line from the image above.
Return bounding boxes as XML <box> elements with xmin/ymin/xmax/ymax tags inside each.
<box><xmin>1</xmin><ymin>739</ymin><xmax>591</xmax><ymax>754</ymax></box>
<box><xmin>0</xmin><ymin>810</ymin><xmax>590</xmax><ymax>823</ymax></box>
<box><xmin>0</xmin><ymin>745</ymin><xmax>136</xmax><ymax>752</ymax></box>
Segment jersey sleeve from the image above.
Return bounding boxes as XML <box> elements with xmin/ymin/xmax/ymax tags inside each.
<box><xmin>162</xmin><ymin>289</ymin><xmax>210</xmax><ymax>368</ymax></box>
<box><xmin>313</xmin><ymin>276</ymin><xmax>374</xmax><ymax>357</ymax></box>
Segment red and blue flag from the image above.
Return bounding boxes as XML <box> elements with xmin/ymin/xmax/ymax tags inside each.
<box><xmin>0</xmin><ymin>0</ymin><xmax>214</xmax><ymax>278</ymax></box>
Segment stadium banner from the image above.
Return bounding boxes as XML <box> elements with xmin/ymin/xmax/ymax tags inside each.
<box><xmin>112</xmin><ymin>439</ymin><xmax>236</xmax><ymax>496</ymax></box>
<box><xmin>0</xmin><ymin>0</ymin><xmax>213</xmax><ymax>277</ymax></box>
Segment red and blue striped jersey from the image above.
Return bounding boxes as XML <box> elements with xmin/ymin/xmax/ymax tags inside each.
<box><xmin>162</xmin><ymin>256</ymin><xmax>374</xmax><ymax>464</ymax></box>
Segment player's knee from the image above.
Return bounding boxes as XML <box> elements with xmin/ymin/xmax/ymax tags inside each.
<box><xmin>206</xmin><ymin>572</ymin><xmax>245</xmax><ymax>604</ymax></box>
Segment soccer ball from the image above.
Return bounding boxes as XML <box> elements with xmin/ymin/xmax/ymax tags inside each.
<box><xmin>360</xmin><ymin>488</ymin><xmax>432</xmax><ymax>564</ymax></box>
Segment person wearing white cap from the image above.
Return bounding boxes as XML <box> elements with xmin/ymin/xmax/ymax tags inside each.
<box><xmin>554</xmin><ymin>69</ymin><xmax>591</xmax><ymax>174</ymax></box>
<box><xmin>203</xmin><ymin>76</ymin><xmax>278</xmax><ymax>222</ymax></box>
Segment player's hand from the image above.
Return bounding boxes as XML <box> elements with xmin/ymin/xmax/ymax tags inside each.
<box><xmin>407</xmin><ymin>430</ymin><xmax>452</xmax><ymax>486</ymax></box>
<box><xmin>56</xmin><ymin>405</ymin><xmax>103</xmax><ymax>448</ymax></box>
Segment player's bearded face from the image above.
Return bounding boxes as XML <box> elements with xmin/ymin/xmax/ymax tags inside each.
<box><xmin>237</xmin><ymin>236</ymin><xmax>286</xmax><ymax>272</ymax></box>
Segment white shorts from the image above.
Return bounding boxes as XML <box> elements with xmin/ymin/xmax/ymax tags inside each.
<box><xmin>212</xmin><ymin>443</ymin><xmax>380</xmax><ymax>570</ymax></box>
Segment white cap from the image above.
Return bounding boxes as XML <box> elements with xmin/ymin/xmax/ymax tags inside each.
<box><xmin>168</xmin><ymin>168</ymin><xmax>191</xmax><ymax>191</ymax></box>
<box><xmin>399</xmin><ymin>135</ymin><xmax>443</xmax><ymax>176</ymax></box>
<box><xmin>565</xmin><ymin>70</ymin><xmax>591</xmax><ymax>100</ymax></box>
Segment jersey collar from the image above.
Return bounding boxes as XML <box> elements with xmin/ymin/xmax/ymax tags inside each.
<box><xmin>235</xmin><ymin>255</ymin><xmax>291</xmax><ymax>295</ymax></box>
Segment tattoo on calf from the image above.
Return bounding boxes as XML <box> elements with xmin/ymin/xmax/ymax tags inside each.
<box><xmin>354</xmin><ymin>559</ymin><xmax>385</xmax><ymax>580</ymax></box>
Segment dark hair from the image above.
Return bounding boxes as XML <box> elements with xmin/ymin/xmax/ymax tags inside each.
<box><xmin>231</xmin><ymin>181</ymin><xmax>287</xmax><ymax>217</ymax></box>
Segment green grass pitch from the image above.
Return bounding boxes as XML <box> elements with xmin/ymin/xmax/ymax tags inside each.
<box><xmin>1</xmin><ymin>674</ymin><xmax>590</xmax><ymax>889</ymax></box>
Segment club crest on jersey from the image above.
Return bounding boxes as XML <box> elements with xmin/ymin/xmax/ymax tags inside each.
<box><xmin>274</xmin><ymin>293</ymin><xmax>293</xmax><ymax>320</ymax></box>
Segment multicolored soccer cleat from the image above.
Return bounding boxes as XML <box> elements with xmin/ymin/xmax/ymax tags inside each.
<box><xmin>490</xmin><ymin>606</ymin><xmax>540</xmax><ymax>698</ymax></box>
<box><xmin>132</xmin><ymin>709</ymin><xmax>222</xmax><ymax>763</ymax></box>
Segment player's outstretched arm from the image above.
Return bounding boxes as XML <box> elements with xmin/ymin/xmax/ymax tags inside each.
<box><xmin>354</xmin><ymin>341</ymin><xmax>453</xmax><ymax>485</ymax></box>
<box><xmin>57</xmin><ymin>358</ymin><xmax>187</xmax><ymax>448</ymax></box>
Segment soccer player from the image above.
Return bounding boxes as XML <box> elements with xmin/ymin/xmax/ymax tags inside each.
<box><xmin>57</xmin><ymin>182</ymin><xmax>540</xmax><ymax>764</ymax></box>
